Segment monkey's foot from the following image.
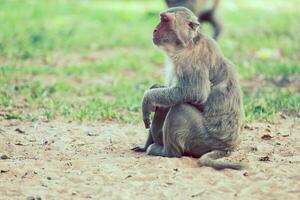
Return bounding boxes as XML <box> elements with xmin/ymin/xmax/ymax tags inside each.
<box><xmin>131</xmin><ymin>146</ymin><xmax>146</xmax><ymax>152</ymax></box>
<box><xmin>146</xmin><ymin>143</ymin><xmax>165</xmax><ymax>156</ymax></box>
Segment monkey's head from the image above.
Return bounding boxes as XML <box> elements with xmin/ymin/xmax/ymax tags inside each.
<box><xmin>153</xmin><ymin>7</ymin><xmax>200</xmax><ymax>51</ymax></box>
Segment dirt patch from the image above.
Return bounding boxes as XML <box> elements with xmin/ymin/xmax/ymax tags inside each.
<box><xmin>0</xmin><ymin>115</ymin><xmax>299</xmax><ymax>199</ymax></box>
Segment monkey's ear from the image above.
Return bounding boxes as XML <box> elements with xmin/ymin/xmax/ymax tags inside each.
<box><xmin>188</xmin><ymin>21</ymin><xmax>200</xmax><ymax>30</ymax></box>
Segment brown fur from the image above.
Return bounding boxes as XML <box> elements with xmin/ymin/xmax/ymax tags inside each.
<box><xmin>132</xmin><ymin>7</ymin><xmax>244</xmax><ymax>170</ymax></box>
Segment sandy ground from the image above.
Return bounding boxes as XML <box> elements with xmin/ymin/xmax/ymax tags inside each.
<box><xmin>0</xmin><ymin>115</ymin><xmax>299</xmax><ymax>200</ymax></box>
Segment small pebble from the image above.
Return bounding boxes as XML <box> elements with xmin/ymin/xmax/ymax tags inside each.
<box><xmin>86</xmin><ymin>132</ymin><xmax>97</xmax><ymax>136</ymax></box>
<box><xmin>261</xmin><ymin>134</ymin><xmax>272</xmax><ymax>140</ymax></box>
<box><xmin>259</xmin><ymin>156</ymin><xmax>270</xmax><ymax>162</ymax></box>
<box><xmin>280</xmin><ymin>114</ymin><xmax>287</xmax><ymax>119</ymax></box>
<box><xmin>282</xmin><ymin>134</ymin><xmax>289</xmax><ymax>137</ymax></box>
<box><xmin>26</xmin><ymin>196</ymin><xmax>42</xmax><ymax>200</ymax></box>
<box><xmin>265</xmin><ymin>128</ymin><xmax>271</xmax><ymax>133</ymax></box>
<box><xmin>244</xmin><ymin>124</ymin><xmax>254</xmax><ymax>131</ymax></box>
<box><xmin>15</xmin><ymin>128</ymin><xmax>25</xmax><ymax>134</ymax></box>
<box><xmin>125</xmin><ymin>175</ymin><xmax>132</xmax><ymax>179</ymax></box>
<box><xmin>0</xmin><ymin>154</ymin><xmax>8</xmax><ymax>160</ymax></box>
<box><xmin>250</xmin><ymin>147</ymin><xmax>258</xmax><ymax>152</ymax></box>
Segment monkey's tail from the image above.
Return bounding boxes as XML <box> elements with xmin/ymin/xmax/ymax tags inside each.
<box><xmin>197</xmin><ymin>150</ymin><xmax>244</xmax><ymax>170</ymax></box>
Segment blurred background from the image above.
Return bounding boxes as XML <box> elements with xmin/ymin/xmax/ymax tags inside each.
<box><xmin>0</xmin><ymin>0</ymin><xmax>299</xmax><ymax>123</ymax></box>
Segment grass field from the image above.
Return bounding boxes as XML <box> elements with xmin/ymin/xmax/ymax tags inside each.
<box><xmin>1</xmin><ymin>1</ymin><xmax>300</xmax><ymax>199</ymax></box>
<box><xmin>0</xmin><ymin>0</ymin><xmax>299</xmax><ymax>123</ymax></box>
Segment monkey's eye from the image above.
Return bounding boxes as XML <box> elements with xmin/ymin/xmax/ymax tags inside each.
<box><xmin>188</xmin><ymin>21</ymin><xmax>200</xmax><ymax>30</ymax></box>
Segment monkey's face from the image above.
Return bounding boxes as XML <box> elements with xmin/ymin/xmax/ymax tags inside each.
<box><xmin>153</xmin><ymin>12</ymin><xmax>178</xmax><ymax>47</ymax></box>
<box><xmin>153</xmin><ymin>8</ymin><xmax>200</xmax><ymax>50</ymax></box>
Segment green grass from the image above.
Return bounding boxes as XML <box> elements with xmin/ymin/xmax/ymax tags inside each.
<box><xmin>0</xmin><ymin>0</ymin><xmax>299</xmax><ymax>122</ymax></box>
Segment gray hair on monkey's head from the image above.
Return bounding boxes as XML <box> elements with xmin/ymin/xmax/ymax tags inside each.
<box><xmin>165</xmin><ymin>7</ymin><xmax>199</xmax><ymax>24</ymax></box>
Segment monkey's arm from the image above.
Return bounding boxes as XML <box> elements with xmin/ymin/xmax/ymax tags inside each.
<box><xmin>142</xmin><ymin>66</ymin><xmax>211</xmax><ymax>128</ymax></box>
<box><xmin>142</xmin><ymin>85</ymin><xmax>210</xmax><ymax>128</ymax></box>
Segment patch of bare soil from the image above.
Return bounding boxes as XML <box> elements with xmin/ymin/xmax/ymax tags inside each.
<box><xmin>0</xmin><ymin>115</ymin><xmax>299</xmax><ymax>200</ymax></box>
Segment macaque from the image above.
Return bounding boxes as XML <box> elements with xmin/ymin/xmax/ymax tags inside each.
<box><xmin>165</xmin><ymin>0</ymin><xmax>221</xmax><ymax>39</ymax></box>
<box><xmin>132</xmin><ymin>7</ymin><xmax>244</xmax><ymax>170</ymax></box>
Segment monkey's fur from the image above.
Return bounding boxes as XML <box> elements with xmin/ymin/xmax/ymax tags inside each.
<box><xmin>165</xmin><ymin>0</ymin><xmax>222</xmax><ymax>39</ymax></box>
<box><xmin>132</xmin><ymin>7</ymin><xmax>244</xmax><ymax>170</ymax></box>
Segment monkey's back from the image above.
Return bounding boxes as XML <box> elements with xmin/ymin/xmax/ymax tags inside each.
<box><xmin>203</xmin><ymin>60</ymin><xmax>243</xmax><ymax>149</ymax></box>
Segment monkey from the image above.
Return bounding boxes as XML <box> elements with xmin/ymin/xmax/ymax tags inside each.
<box><xmin>132</xmin><ymin>7</ymin><xmax>244</xmax><ymax>170</ymax></box>
<box><xmin>165</xmin><ymin>0</ymin><xmax>222</xmax><ymax>40</ymax></box>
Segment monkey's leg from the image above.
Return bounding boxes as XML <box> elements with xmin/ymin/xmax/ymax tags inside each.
<box><xmin>147</xmin><ymin>104</ymin><xmax>193</xmax><ymax>158</ymax></box>
<box><xmin>146</xmin><ymin>143</ymin><xmax>166</xmax><ymax>157</ymax></box>
<box><xmin>210</xmin><ymin>16</ymin><xmax>221</xmax><ymax>40</ymax></box>
<box><xmin>199</xmin><ymin>12</ymin><xmax>221</xmax><ymax>40</ymax></box>
<box><xmin>131</xmin><ymin>107</ymin><xmax>170</xmax><ymax>152</ymax></box>
<box><xmin>146</xmin><ymin>138</ymin><xmax>183</xmax><ymax>158</ymax></box>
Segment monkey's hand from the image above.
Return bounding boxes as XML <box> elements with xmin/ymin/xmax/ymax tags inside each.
<box><xmin>142</xmin><ymin>84</ymin><xmax>165</xmax><ymax>128</ymax></box>
<box><xmin>142</xmin><ymin>90</ymin><xmax>156</xmax><ymax>129</ymax></box>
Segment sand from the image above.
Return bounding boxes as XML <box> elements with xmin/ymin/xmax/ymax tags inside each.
<box><xmin>0</xmin><ymin>115</ymin><xmax>299</xmax><ymax>200</ymax></box>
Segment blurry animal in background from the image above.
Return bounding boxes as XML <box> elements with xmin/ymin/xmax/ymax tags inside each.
<box><xmin>132</xmin><ymin>7</ymin><xmax>244</xmax><ymax>170</ymax></box>
<box><xmin>165</xmin><ymin>0</ymin><xmax>222</xmax><ymax>40</ymax></box>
